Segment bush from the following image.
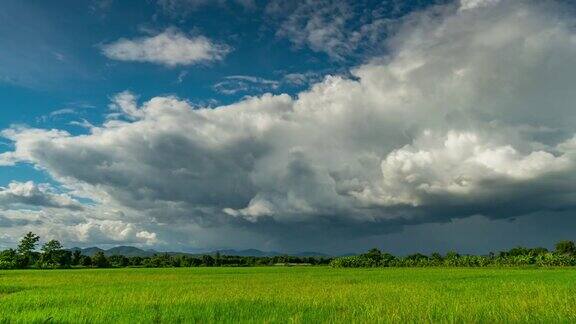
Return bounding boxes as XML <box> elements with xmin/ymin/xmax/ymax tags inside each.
<box><xmin>0</xmin><ymin>260</ymin><xmax>16</xmax><ymax>269</ymax></box>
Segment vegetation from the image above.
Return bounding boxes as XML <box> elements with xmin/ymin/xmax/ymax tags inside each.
<box><xmin>3</xmin><ymin>232</ymin><xmax>576</xmax><ymax>270</ymax></box>
<box><xmin>2</xmin><ymin>232</ymin><xmax>576</xmax><ymax>321</ymax></box>
<box><xmin>0</xmin><ymin>267</ymin><xmax>575</xmax><ymax>322</ymax></box>
<box><xmin>330</xmin><ymin>245</ymin><xmax>576</xmax><ymax>268</ymax></box>
<box><xmin>0</xmin><ymin>232</ymin><xmax>331</xmax><ymax>269</ymax></box>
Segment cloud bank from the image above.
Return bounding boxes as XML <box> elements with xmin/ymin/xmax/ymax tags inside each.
<box><xmin>101</xmin><ymin>28</ymin><xmax>230</xmax><ymax>67</ymax></box>
<box><xmin>3</xmin><ymin>0</ymin><xmax>576</xmax><ymax>251</ymax></box>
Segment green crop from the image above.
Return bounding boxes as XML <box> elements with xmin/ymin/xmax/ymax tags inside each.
<box><xmin>0</xmin><ymin>267</ymin><xmax>575</xmax><ymax>323</ymax></box>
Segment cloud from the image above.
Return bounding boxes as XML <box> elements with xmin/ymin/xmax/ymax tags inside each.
<box><xmin>0</xmin><ymin>181</ymin><xmax>84</xmax><ymax>211</ymax></box>
<box><xmin>101</xmin><ymin>28</ymin><xmax>230</xmax><ymax>67</ymax></box>
<box><xmin>108</xmin><ymin>90</ymin><xmax>143</xmax><ymax>120</ymax></box>
<box><xmin>70</xmin><ymin>220</ymin><xmax>158</xmax><ymax>245</ymax></box>
<box><xmin>213</xmin><ymin>76</ymin><xmax>280</xmax><ymax>95</ymax></box>
<box><xmin>2</xmin><ymin>0</ymin><xmax>576</xmax><ymax>251</ymax></box>
<box><xmin>282</xmin><ymin>72</ymin><xmax>323</xmax><ymax>86</ymax></box>
<box><xmin>460</xmin><ymin>0</ymin><xmax>501</xmax><ymax>10</ymax></box>
<box><xmin>268</xmin><ymin>0</ymin><xmax>448</xmax><ymax>60</ymax></box>
<box><xmin>49</xmin><ymin>108</ymin><xmax>76</xmax><ymax>117</ymax></box>
<box><xmin>213</xmin><ymin>73</ymin><xmax>326</xmax><ymax>96</ymax></box>
<box><xmin>271</xmin><ymin>0</ymin><xmax>356</xmax><ymax>60</ymax></box>
<box><xmin>176</xmin><ymin>71</ymin><xmax>188</xmax><ymax>84</ymax></box>
<box><xmin>0</xmin><ymin>207</ymin><xmax>159</xmax><ymax>247</ymax></box>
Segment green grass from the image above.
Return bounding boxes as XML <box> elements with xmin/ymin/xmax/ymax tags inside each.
<box><xmin>0</xmin><ymin>267</ymin><xmax>575</xmax><ymax>323</ymax></box>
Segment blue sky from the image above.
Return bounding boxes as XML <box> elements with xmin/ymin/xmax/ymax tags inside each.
<box><xmin>2</xmin><ymin>0</ymin><xmax>576</xmax><ymax>254</ymax></box>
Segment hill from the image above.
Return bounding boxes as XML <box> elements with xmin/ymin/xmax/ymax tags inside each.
<box><xmin>69</xmin><ymin>246</ymin><xmax>329</xmax><ymax>257</ymax></box>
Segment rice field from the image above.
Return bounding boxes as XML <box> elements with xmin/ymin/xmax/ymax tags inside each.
<box><xmin>0</xmin><ymin>267</ymin><xmax>575</xmax><ymax>323</ymax></box>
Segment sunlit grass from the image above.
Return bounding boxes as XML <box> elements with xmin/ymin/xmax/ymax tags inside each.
<box><xmin>0</xmin><ymin>267</ymin><xmax>575</xmax><ymax>323</ymax></box>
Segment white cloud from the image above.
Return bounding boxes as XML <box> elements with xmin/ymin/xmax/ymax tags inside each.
<box><xmin>460</xmin><ymin>0</ymin><xmax>501</xmax><ymax>11</ymax></box>
<box><xmin>282</xmin><ymin>72</ymin><xmax>323</xmax><ymax>86</ymax></box>
<box><xmin>213</xmin><ymin>73</ymin><xmax>326</xmax><ymax>96</ymax></box>
<box><xmin>213</xmin><ymin>76</ymin><xmax>280</xmax><ymax>95</ymax></box>
<box><xmin>2</xmin><ymin>0</ymin><xmax>576</xmax><ymax>251</ymax></box>
<box><xmin>0</xmin><ymin>181</ymin><xmax>84</xmax><ymax>211</ymax></box>
<box><xmin>108</xmin><ymin>91</ymin><xmax>143</xmax><ymax>120</ymax></box>
<box><xmin>376</xmin><ymin>131</ymin><xmax>572</xmax><ymax>206</ymax></box>
<box><xmin>268</xmin><ymin>0</ymin><xmax>445</xmax><ymax>60</ymax></box>
<box><xmin>176</xmin><ymin>71</ymin><xmax>188</xmax><ymax>84</ymax></box>
<box><xmin>72</xmin><ymin>220</ymin><xmax>158</xmax><ymax>245</ymax></box>
<box><xmin>49</xmin><ymin>108</ymin><xmax>76</xmax><ymax>117</ymax></box>
<box><xmin>0</xmin><ymin>207</ymin><xmax>160</xmax><ymax>247</ymax></box>
<box><xmin>272</xmin><ymin>0</ymin><xmax>356</xmax><ymax>60</ymax></box>
<box><xmin>101</xmin><ymin>28</ymin><xmax>230</xmax><ymax>67</ymax></box>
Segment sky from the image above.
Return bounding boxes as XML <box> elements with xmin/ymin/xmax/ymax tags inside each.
<box><xmin>1</xmin><ymin>0</ymin><xmax>576</xmax><ymax>254</ymax></box>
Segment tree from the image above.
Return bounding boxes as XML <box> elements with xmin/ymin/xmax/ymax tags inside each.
<box><xmin>445</xmin><ymin>251</ymin><xmax>460</xmax><ymax>259</ymax></box>
<box><xmin>363</xmin><ymin>248</ymin><xmax>383</xmax><ymax>261</ymax></box>
<box><xmin>214</xmin><ymin>252</ymin><xmax>221</xmax><ymax>266</ymax></box>
<box><xmin>109</xmin><ymin>255</ymin><xmax>129</xmax><ymax>267</ymax></box>
<box><xmin>0</xmin><ymin>249</ymin><xmax>17</xmax><ymax>269</ymax></box>
<box><xmin>129</xmin><ymin>256</ymin><xmax>143</xmax><ymax>266</ymax></box>
<box><xmin>72</xmin><ymin>250</ymin><xmax>82</xmax><ymax>266</ymax></box>
<box><xmin>40</xmin><ymin>240</ymin><xmax>70</xmax><ymax>268</ymax></box>
<box><xmin>17</xmin><ymin>232</ymin><xmax>40</xmax><ymax>268</ymax></box>
<box><xmin>92</xmin><ymin>251</ymin><xmax>110</xmax><ymax>268</ymax></box>
<box><xmin>555</xmin><ymin>240</ymin><xmax>576</xmax><ymax>255</ymax></box>
<box><xmin>201</xmin><ymin>255</ymin><xmax>215</xmax><ymax>266</ymax></box>
<box><xmin>80</xmin><ymin>255</ymin><xmax>92</xmax><ymax>267</ymax></box>
<box><xmin>430</xmin><ymin>252</ymin><xmax>443</xmax><ymax>261</ymax></box>
<box><xmin>40</xmin><ymin>240</ymin><xmax>62</xmax><ymax>267</ymax></box>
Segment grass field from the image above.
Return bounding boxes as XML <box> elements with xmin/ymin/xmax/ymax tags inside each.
<box><xmin>0</xmin><ymin>267</ymin><xmax>575</xmax><ymax>323</ymax></box>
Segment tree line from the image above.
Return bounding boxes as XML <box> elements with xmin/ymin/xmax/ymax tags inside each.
<box><xmin>330</xmin><ymin>241</ymin><xmax>576</xmax><ymax>268</ymax></box>
<box><xmin>0</xmin><ymin>232</ymin><xmax>331</xmax><ymax>269</ymax></box>
<box><xmin>3</xmin><ymin>232</ymin><xmax>576</xmax><ymax>269</ymax></box>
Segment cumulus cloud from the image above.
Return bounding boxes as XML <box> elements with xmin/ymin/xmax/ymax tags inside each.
<box><xmin>2</xmin><ymin>0</ymin><xmax>576</xmax><ymax>251</ymax></box>
<box><xmin>70</xmin><ymin>220</ymin><xmax>158</xmax><ymax>245</ymax></box>
<box><xmin>0</xmin><ymin>207</ymin><xmax>159</xmax><ymax>247</ymax></box>
<box><xmin>101</xmin><ymin>28</ymin><xmax>230</xmax><ymax>67</ymax></box>
<box><xmin>0</xmin><ymin>181</ymin><xmax>84</xmax><ymax>211</ymax></box>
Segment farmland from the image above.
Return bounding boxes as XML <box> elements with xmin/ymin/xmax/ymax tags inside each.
<box><xmin>1</xmin><ymin>267</ymin><xmax>575</xmax><ymax>323</ymax></box>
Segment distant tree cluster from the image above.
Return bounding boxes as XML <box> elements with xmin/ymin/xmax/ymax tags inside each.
<box><xmin>330</xmin><ymin>241</ymin><xmax>576</xmax><ymax>268</ymax></box>
<box><xmin>0</xmin><ymin>232</ymin><xmax>331</xmax><ymax>269</ymax></box>
<box><xmin>0</xmin><ymin>232</ymin><xmax>74</xmax><ymax>269</ymax></box>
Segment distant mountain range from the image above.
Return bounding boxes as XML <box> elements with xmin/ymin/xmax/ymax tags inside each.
<box><xmin>69</xmin><ymin>246</ymin><xmax>330</xmax><ymax>258</ymax></box>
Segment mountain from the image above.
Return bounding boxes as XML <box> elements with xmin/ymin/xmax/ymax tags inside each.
<box><xmin>70</xmin><ymin>246</ymin><xmax>330</xmax><ymax>258</ymax></box>
<box><xmin>293</xmin><ymin>251</ymin><xmax>330</xmax><ymax>257</ymax></box>
<box><xmin>106</xmin><ymin>246</ymin><xmax>158</xmax><ymax>257</ymax></box>
<box><xmin>214</xmin><ymin>249</ymin><xmax>282</xmax><ymax>257</ymax></box>
<box><xmin>71</xmin><ymin>247</ymin><xmax>105</xmax><ymax>256</ymax></box>
<box><xmin>214</xmin><ymin>249</ymin><xmax>330</xmax><ymax>257</ymax></box>
<box><xmin>70</xmin><ymin>246</ymin><xmax>155</xmax><ymax>257</ymax></box>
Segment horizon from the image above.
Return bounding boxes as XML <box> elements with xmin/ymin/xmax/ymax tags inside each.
<box><xmin>2</xmin><ymin>0</ymin><xmax>576</xmax><ymax>254</ymax></box>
